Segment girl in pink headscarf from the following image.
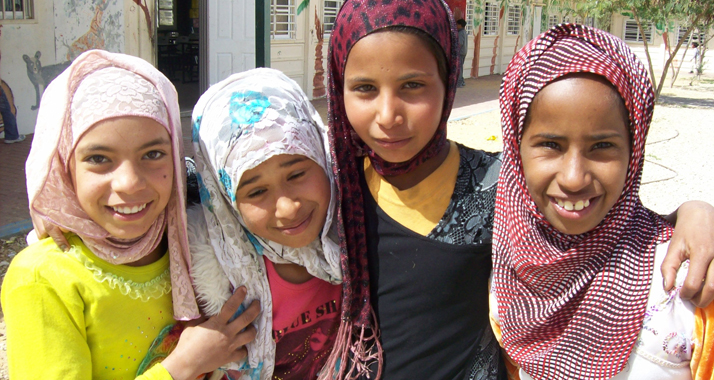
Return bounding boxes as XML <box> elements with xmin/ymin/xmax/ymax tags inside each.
<box><xmin>1</xmin><ymin>50</ymin><xmax>259</xmax><ymax>380</ymax></box>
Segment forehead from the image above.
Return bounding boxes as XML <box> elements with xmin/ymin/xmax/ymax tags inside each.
<box><xmin>76</xmin><ymin>116</ymin><xmax>171</xmax><ymax>147</ymax></box>
<box><xmin>526</xmin><ymin>76</ymin><xmax>629</xmax><ymax>137</ymax></box>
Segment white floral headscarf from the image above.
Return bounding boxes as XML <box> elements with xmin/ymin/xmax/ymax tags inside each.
<box><xmin>187</xmin><ymin>67</ymin><xmax>341</xmax><ymax>379</ymax></box>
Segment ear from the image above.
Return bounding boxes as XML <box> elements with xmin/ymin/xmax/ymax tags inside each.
<box><xmin>35</xmin><ymin>51</ymin><xmax>41</xmax><ymax>59</ymax></box>
<box><xmin>23</xmin><ymin>54</ymin><xmax>30</xmax><ymax>62</ymax></box>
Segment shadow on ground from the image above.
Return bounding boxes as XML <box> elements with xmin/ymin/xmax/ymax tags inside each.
<box><xmin>657</xmin><ymin>96</ymin><xmax>714</xmax><ymax>109</ymax></box>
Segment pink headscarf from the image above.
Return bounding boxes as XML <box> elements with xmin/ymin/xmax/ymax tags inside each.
<box><xmin>26</xmin><ymin>49</ymin><xmax>199</xmax><ymax>320</ymax></box>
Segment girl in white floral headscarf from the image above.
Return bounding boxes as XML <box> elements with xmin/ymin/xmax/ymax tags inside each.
<box><xmin>188</xmin><ymin>68</ymin><xmax>342</xmax><ymax>380</ymax></box>
<box><xmin>2</xmin><ymin>50</ymin><xmax>259</xmax><ymax>380</ymax></box>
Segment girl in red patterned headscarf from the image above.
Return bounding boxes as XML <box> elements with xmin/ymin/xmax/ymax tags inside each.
<box><xmin>492</xmin><ymin>24</ymin><xmax>714</xmax><ymax>380</ymax></box>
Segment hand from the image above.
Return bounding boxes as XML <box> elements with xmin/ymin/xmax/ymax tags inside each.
<box><xmin>47</xmin><ymin>225</ymin><xmax>70</xmax><ymax>252</ymax></box>
<box><xmin>661</xmin><ymin>200</ymin><xmax>714</xmax><ymax>307</ymax></box>
<box><xmin>161</xmin><ymin>287</ymin><xmax>261</xmax><ymax>380</ymax></box>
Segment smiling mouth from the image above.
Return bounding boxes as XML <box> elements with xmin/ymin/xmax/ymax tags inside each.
<box><xmin>278</xmin><ymin>212</ymin><xmax>313</xmax><ymax>235</ymax></box>
<box><xmin>555</xmin><ymin>198</ymin><xmax>591</xmax><ymax>211</ymax></box>
<box><xmin>111</xmin><ymin>203</ymin><xmax>149</xmax><ymax>215</ymax></box>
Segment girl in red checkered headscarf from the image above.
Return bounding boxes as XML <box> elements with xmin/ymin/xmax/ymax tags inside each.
<box><xmin>492</xmin><ymin>24</ymin><xmax>714</xmax><ymax>380</ymax></box>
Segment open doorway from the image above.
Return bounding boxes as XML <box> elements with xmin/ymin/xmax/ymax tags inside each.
<box><xmin>156</xmin><ymin>0</ymin><xmax>201</xmax><ymax>114</ymax></box>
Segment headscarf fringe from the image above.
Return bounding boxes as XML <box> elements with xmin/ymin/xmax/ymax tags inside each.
<box><xmin>318</xmin><ymin>311</ymin><xmax>383</xmax><ymax>380</ymax></box>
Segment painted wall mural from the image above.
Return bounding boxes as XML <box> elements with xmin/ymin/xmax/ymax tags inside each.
<box><xmin>54</xmin><ymin>0</ymin><xmax>124</xmax><ymax>61</ymax></box>
<box><xmin>22</xmin><ymin>51</ymin><xmax>71</xmax><ymax>110</ymax></box>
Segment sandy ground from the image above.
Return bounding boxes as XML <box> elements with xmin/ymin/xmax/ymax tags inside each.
<box><xmin>0</xmin><ymin>75</ymin><xmax>711</xmax><ymax>378</ymax></box>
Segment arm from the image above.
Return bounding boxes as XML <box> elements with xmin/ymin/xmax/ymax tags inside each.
<box><xmin>2</xmin><ymin>279</ymin><xmax>93</xmax><ymax>379</ymax></box>
<box><xmin>662</xmin><ymin>200</ymin><xmax>714</xmax><ymax>307</ymax></box>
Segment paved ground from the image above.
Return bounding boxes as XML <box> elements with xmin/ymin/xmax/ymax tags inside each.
<box><xmin>0</xmin><ymin>74</ymin><xmax>503</xmax><ymax>237</ymax></box>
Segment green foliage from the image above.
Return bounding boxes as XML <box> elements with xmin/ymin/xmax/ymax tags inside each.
<box><xmin>297</xmin><ymin>0</ymin><xmax>309</xmax><ymax>15</ymax></box>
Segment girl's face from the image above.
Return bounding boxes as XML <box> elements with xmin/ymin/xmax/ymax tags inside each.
<box><xmin>520</xmin><ymin>76</ymin><xmax>630</xmax><ymax>235</ymax></box>
<box><xmin>343</xmin><ymin>31</ymin><xmax>445</xmax><ymax>164</ymax></box>
<box><xmin>70</xmin><ymin>116</ymin><xmax>174</xmax><ymax>240</ymax></box>
<box><xmin>235</xmin><ymin>154</ymin><xmax>331</xmax><ymax>248</ymax></box>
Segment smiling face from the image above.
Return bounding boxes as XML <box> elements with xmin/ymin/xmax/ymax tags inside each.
<box><xmin>235</xmin><ymin>154</ymin><xmax>331</xmax><ymax>248</ymax></box>
<box><xmin>520</xmin><ymin>75</ymin><xmax>631</xmax><ymax>235</ymax></box>
<box><xmin>70</xmin><ymin>116</ymin><xmax>174</xmax><ymax>240</ymax></box>
<box><xmin>343</xmin><ymin>31</ymin><xmax>446</xmax><ymax>164</ymax></box>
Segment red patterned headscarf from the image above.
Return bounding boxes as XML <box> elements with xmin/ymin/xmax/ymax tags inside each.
<box><xmin>324</xmin><ymin>0</ymin><xmax>458</xmax><ymax>379</ymax></box>
<box><xmin>493</xmin><ymin>24</ymin><xmax>674</xmax><ymax>379</ymax></box>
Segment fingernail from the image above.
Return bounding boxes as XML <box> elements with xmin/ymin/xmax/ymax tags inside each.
<box><xmin>662</xmin><ymin>278</ymin><xmax>667</xmax><ymax>289</ymax></box>
<box><xmin>60</xmin><ymin>244</ymin><xmax>68</xmax><ymax>252</ymax></box>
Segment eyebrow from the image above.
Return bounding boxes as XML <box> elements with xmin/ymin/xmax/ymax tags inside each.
<box><xmin>345</xmin><ymin>72</ymin><xmax>431</xmax><ymax>84</ymax></box>
<box><xmin>78</xmin><ymin>137</ymin><xmax>172</xmax><ymax>153</ymax></box>
<box><xmin>237</xmin><ymin>157</ymin><xmax>308</xmax><ymax>190</ymax></box>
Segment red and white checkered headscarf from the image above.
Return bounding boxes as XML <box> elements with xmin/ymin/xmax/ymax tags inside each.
<box><xmin>493</xmin><ymin>24</ymin><xmax>673</xmax><ymax>379</ymax></box>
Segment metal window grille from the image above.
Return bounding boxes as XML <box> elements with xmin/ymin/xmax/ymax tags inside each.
<box><xmin>1</xmin><ymin>0</ymin><xmax>32</xmax><ymax>20</ymax></box>
<box><xmin>323</xmin><ymin>0</ymin><xmax>343</xmax><ymax>34</ymax></box>
<box><xmin>483</xmin><ymin>2</ymin><xmax>499</xmax><ymax>36</ymax></box>
<box><xmin>624</xmin><ymin>19</ymin><xmax>652</xmax><ymax>43</ymax></box>
<box><xmin>562</xmin><ymin>15</ymin><xmax>570</xmax><ymax>24</ymax></box>
<box><xmin>271</xmin><ymin>0</ymin><xmax>296</xmax><ymax>39</ymax></box>
<box><xmin>548</xmin><ymin>15</ymin><xmax>559</xmax><ymax>28</ymax></box>
<box><xmin>678</xmin><ymin>26</ymin><xmax>705</xmax><ymax>44</ymax></box>
<box><xmin>466</xmin><ymin>0</ymin><xmax>476</xmax><ymax>34</ymax></box>
<box><xmin>584</xmin><ymin>16</ymin><xmax>594</xmax><ymax>27</ymax></box>
<box><xmin>506</xmin><ymin>4</ymin><xmax>520</xmax><ymax>35</ymax></box>
<box><xmin>574</xmin><ymin>16</ymin><xmax>582</xmax><ymax>24</ymax></box>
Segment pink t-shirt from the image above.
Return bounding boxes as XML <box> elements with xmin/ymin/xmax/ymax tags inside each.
<box><xmin>263</xmin><ymin>256</ymin><xmax>341</xmax><ymax>380</ymax></box>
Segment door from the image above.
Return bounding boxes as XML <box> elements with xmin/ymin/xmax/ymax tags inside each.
<box><xmin>207</xmin><ymin>0</ymin><xmax>256</xmax><ymax>85</ymax></box>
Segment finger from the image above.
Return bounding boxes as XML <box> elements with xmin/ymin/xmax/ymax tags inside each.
<box><xmin>229</xmin><ymin>345</ymin><xmax>249</xmax><ymax>363</ymax></box>
<box><xmin>48</xmin><ymin>227</ymin><xmax>70</xmax><ymax>252</ymax></box>
<box><xmin>228</xmin><ymin>299</ymin><xmax>261</xmax><ymax>333</ymax></box>
<box><xmin>680</xmin><ymin>252</ymin><xmax>712</xmax><ymax>300</ymax></box>
<box><xmin>232</xmin><ymin>323</ymin><xmax>258</xmax><ymax>350</ymax></box>
<box><xmin>690</xmin><ymin>262</ymin><xmax>714</xmax><ymax>307</ymax></box>
<box><xmin>185</xmin><ymin>316</ymin><xmax>208</xmax><ymax>327</ymax></box>
<box><xmin>216</xmin><ymin>287</ymin><xmax>248</xmax><ymax>324</ymax></box>
<box><xmin>661</xmin><ymin>239</ymin><xmax>686</xmax><ymax>291</ymax></box>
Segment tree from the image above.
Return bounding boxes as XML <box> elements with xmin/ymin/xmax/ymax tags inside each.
<box><xmin>554</xmin><ymin>0</ymin><xmax>714</xmax><ymax>100</ymax></box>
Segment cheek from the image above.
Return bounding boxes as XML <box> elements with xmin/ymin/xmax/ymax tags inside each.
<box><xmin>237</xmin><ymin>203</ymin><xmax>270</xmax><ymax>233</ymax></box>
<box><xmin>344</xmin><ymin>95</ymin><xmax>369</xmax><ymax>136</ymax></box>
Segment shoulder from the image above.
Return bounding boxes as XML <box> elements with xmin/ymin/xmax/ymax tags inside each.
<box><xmin>4</xmin><ymin>237</ymin><xmax>82</xmax><ymax>284</ymax></box>
<box><xmin>456</xmin><ymin>144</ymin><xmax>502</xmax><ymax>191</ymax></box>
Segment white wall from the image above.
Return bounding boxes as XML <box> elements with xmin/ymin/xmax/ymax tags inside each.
<box><xmin>1</xmin><ymin>0</ymin><xmax>154</xmax><ymax>135</ymax></box>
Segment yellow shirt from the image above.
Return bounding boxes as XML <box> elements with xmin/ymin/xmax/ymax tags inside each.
<box><xmin>364</xmin><ymin>141</ymin><xmax>460</xmax><ymax>235</ymax></box>
<box><xmin>1</xmin><ymin>234</ymin><xmax>175</xmax><ymax>380</ymax></box>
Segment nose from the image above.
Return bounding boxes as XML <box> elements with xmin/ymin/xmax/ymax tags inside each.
<box><xmin>375</xmin><ymin>91</ymin><xmax>404</xmax><ymax>129</ymax></box>
<box><xmin>275</xmin><ymin>194</ymin><xmax>300</xmax><ymax>220</ymax></box>
<box><xmin>112</xmin><ymin>160</ymin><xmax>146</xmax><ymax>194</ymax></box>
<box><xmin>558</xmin><ymin>151</ymin><xmax>591</xmax><ymax>193</ymax></box>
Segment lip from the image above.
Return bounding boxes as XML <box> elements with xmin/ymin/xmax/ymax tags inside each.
<box><xmin>276</xmin><ymin>211</ymin><xmax>313</xmax><ymax>236</ymax></box>
<box><xmin>549</xmin><ymin>196</ymin><xmax>600</xmax><ymax>220</ymax></box>
<box><xmin>106</xmin><ymin>201</ymin><xmax>153</xmax><ymax>222</ymax></box>
<box><xmin>373</xmin><ymin>137</ymin><xmax>412</xmax><ymax>149</ymax></box>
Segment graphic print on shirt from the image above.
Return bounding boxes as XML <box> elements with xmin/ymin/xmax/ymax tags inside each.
<box><xmin>272</xmin><ymin>300</ymin><xmax>340</xmax><ymax>379</ymax></box>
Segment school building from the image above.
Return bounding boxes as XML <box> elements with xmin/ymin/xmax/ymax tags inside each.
<box><xmin>1</xmin><ymin>0</ymin><xmax>711</xmax><ymax>136</ymax></box>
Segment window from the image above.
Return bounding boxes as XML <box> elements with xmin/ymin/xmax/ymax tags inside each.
<box><xmin>677</xmin><ymin>26</ymin><xmax>705</xmax><ymax>45</ymax></box>
<box><xmin>483</xmin><ymin>2</ymin><xmax>499</xmax><ymax>36</ymax></box>
<box><xmin>1</xmin><ymin>0</ymin><xmax>33</xmax><ymax>20</ymax></box>
<box><xmin>562</xmin><ymin>15</ymin><xmax>570</xmax><ymax>24</ymax></box>
<box><xmin>574</xmin><ymin>16</ymin><xmax>582</xmax><ymax>25</ymax></box>
<box><xmin>624</xmin><ymin>19</ymin><xmax>652</xmax><ymax>43</ymax></box>
<box><xmin>466</xmin><ymin>0</ymin><xmax>476</xmax><ymax>35</ymax></box>
<box><xmin>506</xmin><ymin>4</ymin><xmax>520</xmax><ymax>35</ymax></box>
<box><xmin>584</xmin><ymin>16</ymin><xmax>595</xmax><ymax>27</ymax></box>
<box><xmin>548</xmin><ymin>15</ymin><xmax>559</xmax><ymax>29</ymax></box>
<box><xmin>323</xmin><ymin>0</ymin><xmax>344</xmax><ymax>34</ymax></box>
<box><xmin>271</xmin><ymin>0</ymin><xmax>296</xmax><ymax>39</ymax></box>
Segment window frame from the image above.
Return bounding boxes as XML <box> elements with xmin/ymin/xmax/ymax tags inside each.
<box><xmin>322</xmin><ymin>0</ymin><xmax>343</xmax><ymax>36</ymax></box>
<box><xmin>0</xmin><ymin>0</ymin><xmax>33</xmax><ymax>20</ymax></box>
<box><xmin>506</xmin><ymin>3</ymin><xmax>521</xmax><ymax>36</ymax></box>
<box><xmin>623</xmin><ymin>19</ymin><xmax>653</xmax><ymax>43</ymax></box>
<box><xmin>271</xmin><ymin>0</ymin><xmax>297</xmax><ymax>40</ymax></box>
<box><xmin>483</xmin><ymin>2</ymin><xmax>499</xmax><ymax>37</ymax></box>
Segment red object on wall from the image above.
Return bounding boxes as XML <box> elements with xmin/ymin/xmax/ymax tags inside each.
<box><xmin>444</xmin><ymin>0</ymin><xmax>466</xmax><ymax>21</ymax></box>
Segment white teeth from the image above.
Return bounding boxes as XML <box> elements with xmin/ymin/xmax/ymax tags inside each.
<box><xmin>556</xmin><ymin>199</ymin><xmax>590</xmax><ymax>211</ymax></box>
<box><xmin>112</xmin><ymin>203</ymin><xmax>147</xmax><ymax>215</ymax></box>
